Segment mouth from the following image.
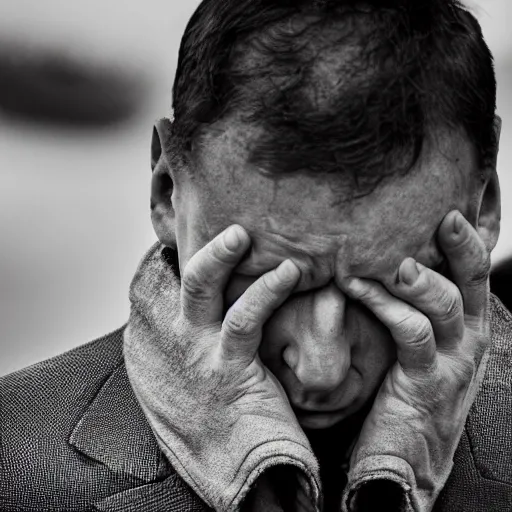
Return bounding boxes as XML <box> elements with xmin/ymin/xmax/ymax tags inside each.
<box><xmin>293</xmin><ymin>404</ymin><xmax>346</xmax><ymax>414</ymax></box>
<box><xmin>293</xmin><ymin>407</ymin><xmax>350</xmax><ymax>429</ymax></box>
<box><xmin>285</xmin><ymin>368</ymin><xmax>364</xmax><ymax>429</ymax></box>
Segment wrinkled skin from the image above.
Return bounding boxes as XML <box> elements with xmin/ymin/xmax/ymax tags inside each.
<box><xmin>151</xmin><ymin>116</ymin><xmax>500</xmax><ymax>429</ymax></box>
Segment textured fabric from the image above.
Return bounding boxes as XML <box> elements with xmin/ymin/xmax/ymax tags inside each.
<box><xmin>125</xmin><ymin>241</ymin><xmax>321</xmax><ymax>512</ymax></box>
<box><xmin>433</xmin><ymin>294</ymin><xmax>512</xmax><ymax>512</ymax></box>
<box><xmin>69</xmin><ymin>362</ymin><xmax>160</xmax><ymax>482</ymax></box>
<box><xmin>93</xmin><ymin>474</ymin><xmax>208</xmax><ymax>512</ymax></box>
<box><xmin>1</xmin><ymin>245</ymin><xmax>512</xmax><ymax>511</ymax></box>
<box><xmin>0</xmin><ymin>325</ymin><xmax>210</xmax><ymax>512</ymax></box>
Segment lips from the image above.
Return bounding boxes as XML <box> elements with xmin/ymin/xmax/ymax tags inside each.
<box><xmin>285</xmin><ymin>368</ymin><xmax>362</xmax><ymax>415</ymax></box>
<box><xmin>293</xmin><ymin>404</ymin><xmax>347</xmax><ymax>414</ymax></box>
<box><xmin>290</xmin><ymin>383</ymin><xmax>365</xmax><ymax>429</ymax></box>
<box><xmin>293</xmin><ymin>408</ymin><xmax>350</xmax><ymax>429</ymax></box>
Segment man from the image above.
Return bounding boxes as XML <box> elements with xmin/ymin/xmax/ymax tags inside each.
<box><xmin>1</xmin><ymin>0</ymin><xmax>509</xmax><ymax>511</ymax></box>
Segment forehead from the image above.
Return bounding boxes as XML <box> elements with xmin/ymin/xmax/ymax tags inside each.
<box><xmin>191</xmin><ymin>124</ymin><xmax>474</xmax><ymax>289</ymax></box>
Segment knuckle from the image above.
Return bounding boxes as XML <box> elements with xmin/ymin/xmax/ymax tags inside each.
<box><xmin>181</xmin><ymin>269</ymin><xmax>209</xmax><ymax>298</ymax></box>
<box><xmin>413</xmin><ymin>319</ymin><xmax>434</xmax><ymax>347</ymax></box>
<box><xmin>224</xmin><ymin>310</ymin><xmax>257</xmax><ymax>338</ymax></box>
<box><xmin>417</xmin><ymin>315</ymin><xmax>434</xmax><ymax>336</ymax></box>
<box><xmin>470</xmin><ymin>251</ymin><xmax>491</xmax><ymax>286</ymax></box>
<box><xmin>440</xmin><ymin>287</ymin><xmax>463</xmax><ymax>321</ymax></box>
<box><xmin>398</xmin><ymin>316</ymin><xmax>433</xmax><ymax>349</ymax></box>
<box><xmin>181</xmin><ymin>275</ymin><xmax>214</xmax><ymax>318</ymax></box>
<box><xmin>353</xmin><ymin>284</ymin><xmax>379</xmax><ymax>303</ymax></box>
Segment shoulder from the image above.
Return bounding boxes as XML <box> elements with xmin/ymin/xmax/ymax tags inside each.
<box><xmin>0</xmin><ymin>326</ymin><xmax>132</xmax><ymax>510</ymax></box>
<box><xmin>0</xmin><ymin>325</ymin><xmax>126</xmax><ymax>422</ymax></box>
<box><xmin>463</xmin><ymin>294</ymin><xmax>512</xmax><ymax>484</ymax></box>
<box><xmin>436</xmin><ymin>295</ymin><xmax>512</xmax><ymax>511</ymax></box>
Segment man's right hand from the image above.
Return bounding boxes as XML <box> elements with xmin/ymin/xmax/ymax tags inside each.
<box><xmin>124</xmin><ymin>226</ymin><xmax>320</xmax><ymax>512</ymax></box>
<box><xmin>130</xmin><ymin>224</ymin><xmax>302</xmax><ymax>430</ymax></box>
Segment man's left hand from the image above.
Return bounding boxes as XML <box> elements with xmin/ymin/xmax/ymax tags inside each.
<box><xmin>341</xmin><ymin>210</ymin><xmax>491</xmax><ymax>511</ymax></box>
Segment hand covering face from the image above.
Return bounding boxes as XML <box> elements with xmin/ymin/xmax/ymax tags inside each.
<box><xmin>124</xmin><ymin>230</ymin><xmax>321</xmax><ymax>512</ymax></box>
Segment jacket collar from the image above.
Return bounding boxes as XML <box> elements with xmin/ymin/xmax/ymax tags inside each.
<box><xmin>69</xmin><ymin>246</ymin><xmax>181</xmax><ymax>485</ymax></box>
<box><xmin>91</xmin><ymin>473</ymin><xmax>208</xmax><ymax>512</ymax></box>
<box><xmin>68</xmin><ymin>362</ymin><xmax>162</xmax><ymax>483</ymax></box>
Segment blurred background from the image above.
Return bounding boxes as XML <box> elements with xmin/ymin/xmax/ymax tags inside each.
<box><xmin>0</xmin><ymin>0</ymin><xmax>511</xmax><ymax>376</ymax></box>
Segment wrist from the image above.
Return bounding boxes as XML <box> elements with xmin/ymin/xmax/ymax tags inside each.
<box><xmin>232</xmin><ymin>439</ymin><xmax>322</xmax><ymax>512</ymax></box>
<box><xmin>343</xmin><ymin>454</ymin><xmax>450</xmax><ymax>512</ymax></box>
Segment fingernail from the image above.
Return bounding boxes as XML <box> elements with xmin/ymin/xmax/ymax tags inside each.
<box><xmin>416</xmin><ymin>262</ymin><xmax>427</xmax><ymax>272</ymax></box>
<box><xmin>224</xmin><ymin>226</ymin><xmax>242</xmax><ymax>251</ymax></box>
<box><xmin>276</xmin><ymin>260</ymin><xmax>299</xmax><ymax>282</ymax></box>
<box><xmin>453</xmin><ymin>211</ymin><xmax>465</xmax><ymax>235</ymax></box>
<box><xmin>399</xmin><ymin>258</ymin><xmax>421</xmax><ymax>286</ymax></box>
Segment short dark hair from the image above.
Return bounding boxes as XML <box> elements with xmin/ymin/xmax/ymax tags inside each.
<box><xmin>171</xmin><ymin>0</ymin><xmax>497</xmax><ymax>194</ymax></box>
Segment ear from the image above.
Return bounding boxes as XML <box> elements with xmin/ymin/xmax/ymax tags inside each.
<box><xmin>150</xmin><ymin>119</ymin><xmax>177</xmax><ymax>248</ymax></box>
<box><xmin>476</xmin><ymin>115</ymin><xmax>502</xmax><ymax>253</ymax></box>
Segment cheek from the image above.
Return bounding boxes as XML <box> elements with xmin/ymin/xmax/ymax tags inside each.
<box><xmin>259</xmin><ymin>303</ymin><xmax>297</xmax><ymax>363</ymax></box>
<box><xmin>348</xmin><ymin>303</ymin><xmax>397</xmax><ymax>380</ymax></box>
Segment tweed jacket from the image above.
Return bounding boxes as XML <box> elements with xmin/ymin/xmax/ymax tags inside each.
<box><xmin>1</xmin><ymin>295</ymin><xmax>512</xmax><ymax>512</ymax></box>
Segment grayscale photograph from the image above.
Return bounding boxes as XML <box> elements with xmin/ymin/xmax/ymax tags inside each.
<box><xmin>1</xmin><ymin>0</ymin><xmax>512</xmax><ymax>510</ymax></box>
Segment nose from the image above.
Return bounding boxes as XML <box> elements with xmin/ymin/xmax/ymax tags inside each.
<box><xmin>283</xmin><ymin>283</ymin><xmax>351</xmax><ymax>394</ymax></box>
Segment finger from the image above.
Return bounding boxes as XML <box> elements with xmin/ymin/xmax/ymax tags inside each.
<box><xmin>343</xmin><ymin>277</ymin><xmax>437</xmax><ymax>372</ymax></box>
<box><xmin>181</xmin><ymin>225</ymin><xmax>251</xmax><ymax>324</ymax></box>
<box><xmin>392</xmin><ymin>258</ymin><xmax>464</xmax><ymax>349</ymax></box>
<box><xmin>438</xmin><ymin>211</ymin><xmax>490</xmax><ymax>320</ymax></box>
<box><xmin>221</xmin><ymin>259</ymin><xmax>300</xmax><ymax>363</ymax></box>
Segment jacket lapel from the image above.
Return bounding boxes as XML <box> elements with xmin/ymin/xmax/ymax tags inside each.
<box><xmin>68</xmin><ymin>362</ymin><xmax>162</xmax><ymax>478</ymax></box>
<box><xmin>92</xmin><ymin>474</ymin><xmax>210</xmax><ymax>512</ymax></box>
<box><xmin>68</xmin><ymin>362</ymin><xmax>210</xmax><ymax>511</ymax></box>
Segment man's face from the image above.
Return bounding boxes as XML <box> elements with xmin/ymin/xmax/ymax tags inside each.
<box><xmin>173</xmin><ymin>121</ymin><xmax>478</xmax><ymax>429</ymax></box>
